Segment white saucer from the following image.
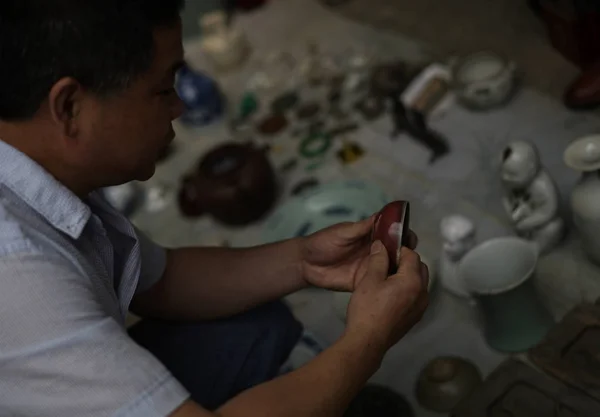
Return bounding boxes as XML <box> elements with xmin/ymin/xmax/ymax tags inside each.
<box><xmin>564</xmin><ymin>134</ymin><xmax>600</xmax><ymax>172</ymax></box>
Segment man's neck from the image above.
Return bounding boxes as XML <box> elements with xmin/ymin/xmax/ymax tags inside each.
<box><xmin>0</xmin><ymin>122</ymin><xmax>96</xmax><ymax>198</ymax></box>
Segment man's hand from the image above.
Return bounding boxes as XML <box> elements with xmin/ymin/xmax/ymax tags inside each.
<box><xmin>345</xmin><ymin>240</ymin><xmax>429</xmax><ymax>352</ymax></box>
<box><xmin>300</xmin><ymin>216</ymin><xmax>417</xmax><ymax>292</ymax></box>
<box><xmin>169</xmin><ymin>239</ymin><xmax>428</xmax><ymax>417</ymax></box>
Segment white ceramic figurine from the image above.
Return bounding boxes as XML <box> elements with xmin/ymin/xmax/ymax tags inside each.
<box><xmin>439</xmin><ymin>215</ymin><xmax>476</xmax><ymax>299</ymax></box>
<box><xmin>500</xmin><ymin>141</ymin><xmax>565</xmax><ymax>254</ymax></box>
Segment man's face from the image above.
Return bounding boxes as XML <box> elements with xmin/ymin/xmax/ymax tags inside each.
<box><xmin>77</xmin><ymin>20</ymin><xmax>185</xmax><ymax>185</ymax></box>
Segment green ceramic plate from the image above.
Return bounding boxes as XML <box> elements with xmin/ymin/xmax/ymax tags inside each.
<box><xmin>262</xmin><ymin>179</ymin><xmax>390</xmax><ymax>243</ymax></box>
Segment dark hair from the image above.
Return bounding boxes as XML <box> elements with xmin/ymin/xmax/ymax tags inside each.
<box><xmin>0</xmin><ymin>0</ymin><xmax>185</xmax><ymax>120</ymax></box>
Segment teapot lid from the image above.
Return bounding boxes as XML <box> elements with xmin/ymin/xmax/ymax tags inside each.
<box><xmin>564</xmin><ymin>134</ymin><xmax>600</xmax><ymax>172</ymax></box>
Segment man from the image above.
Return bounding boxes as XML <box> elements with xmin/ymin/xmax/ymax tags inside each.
<box><xmin>0</xmin><ymin>1</ymin><xmax>429</xmax><ymax>416</ymax></box>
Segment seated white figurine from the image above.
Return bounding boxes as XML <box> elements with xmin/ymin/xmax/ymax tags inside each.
<box><xmin>500</xmin><ymin>141</ymin><xmax>565</xmax><ymax>254</ymax></box>
<box><xmin>439</xmin><ymin>215</ymin><xmax>476</xmax><ymax>298</ymax></box>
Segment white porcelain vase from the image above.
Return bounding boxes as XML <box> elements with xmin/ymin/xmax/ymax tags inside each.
<box><xmin>565</xmin><ymin>135</ymin><xmax>600</xmax><ymax>265</ymax></box>
<box><xmin>570</xmin><ymin>171</ymin><xmax>600</xmax><ymax>264</ymax></box>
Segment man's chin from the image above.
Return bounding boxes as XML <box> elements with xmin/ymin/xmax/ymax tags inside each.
<box><xmin>135</xmin><ymin>164</ymin><xmax>157</xmax><ymax>182</ymax></box>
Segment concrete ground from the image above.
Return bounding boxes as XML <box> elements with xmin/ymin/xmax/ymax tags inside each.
<box><xmin>130</xmin><ymin>1</ymin><xmax>600</xmax><ymax>415</ymax></box>
<box><xmin>329</xmin><ymin>0</ymin><xmax>582</xmax><ymax>101</ymax></box>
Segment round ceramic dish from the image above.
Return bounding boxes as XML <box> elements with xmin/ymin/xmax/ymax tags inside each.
<box><xmin>451</xmin><ymin>51</ymin><xmax>517</xmax><ymax>111</ymax></box>
<box><xmin>261</xmin><ymin>180</ymin><xmax>389</xmax><ymax>243</ymax></box>
<box><xmin>372</xmin><ymin>201</ymin><xmax>411</xmax><ymax>273</ymax></box>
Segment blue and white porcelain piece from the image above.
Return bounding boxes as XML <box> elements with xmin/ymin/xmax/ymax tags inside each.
<box><xmin>261</xmin><ymin>179</ymin><xmax>390</xmax><ymax>244</ymax></box>
<box><xmin>175</xmin><ymin>63</ymin><xmax>224</xmax><ymax>126</ymax></box>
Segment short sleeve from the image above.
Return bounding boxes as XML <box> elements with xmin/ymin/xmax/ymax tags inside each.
<box><xmin>0</xmin><ymin>253</ymin><xmax>190</xmax><ymax>417</ymax></box>
<box><xmin>134</xmin><ymin>226</ymin><xmax>168</xmax><ymax>294</ymax></box>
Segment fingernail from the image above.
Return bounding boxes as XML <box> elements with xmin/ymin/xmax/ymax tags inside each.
<box><xmin>371</xmin><ymin>240</ymin><xmax>383</xmax><ymax>254</ymax></box>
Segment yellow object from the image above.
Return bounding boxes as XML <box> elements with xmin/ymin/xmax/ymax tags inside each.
<box><xmin>338</xmin><ymin>143</ymin><xmax>365</xmax><ymax>164</ymax></box>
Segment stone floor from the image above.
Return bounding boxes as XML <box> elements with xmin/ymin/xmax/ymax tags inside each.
<box><xmin>329</xmin><ymin>0</ymin><xmax>581</xmax><ymax>101</ymax></box>
<box><xmin>130</xmin><ymin>1</ymin><xmax>600</xmax><ymax>415</ymax></box>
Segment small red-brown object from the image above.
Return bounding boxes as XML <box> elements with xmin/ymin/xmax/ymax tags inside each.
<box><xmin>540</xmin><ymin>2</ymin><xmax>600</xmax><ymax>68</ymax></box>
<box><xmin>257</xmin><ymin>114</ymin><xmax>288</xmax><ymax>136</ymax></box>
<box><xmin>564</xmin><ymin>60</ymin><xmax>600</xmax><ymax>109</ymax></box>
<box><xmin>372</xmin><ymin>201</ymin><xmax>411</xmax><ymax>274</ymax></box>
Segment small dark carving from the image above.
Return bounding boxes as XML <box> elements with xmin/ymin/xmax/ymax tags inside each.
<box><xmin>488</xmin><ymin>383</ymin><xmax>578</xmax><ymax>417</ymax></box>
<box><xmin>389</xmin><ymin>95</ymin><xmax>450</xmax><ymax>163</ymax></box>
<box><xmin>270</xmin><ymin>91</ymin><xmax>299</xmax><ymax>113</ymax></box>
<box><xmin>257</xmin><ymin>114</ymin><xmax>289</xmax><ymax>136</ymax></box>
<box><xmin>530</xmin><ymin>304</ymin><xmax>600</xmax><ymax>401</ymax></box>
<box><xmin>452</xmin><ymin>359</ymin><xmax>600</xmax><ymax>417</ymax></box>
<box><xmin>296</xmin><ymin>102</ymin><xmax>321</xmax><ymax>120</ymax></box>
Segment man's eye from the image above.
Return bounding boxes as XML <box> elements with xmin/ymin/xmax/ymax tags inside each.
<box><xmin>158</xmin><ymin>88</ymin><xmax>177</xmax><ymax>96</ymax></box>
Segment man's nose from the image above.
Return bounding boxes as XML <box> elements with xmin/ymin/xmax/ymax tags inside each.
<box><xmin>172</xmin><ymin>96</ymin><xmax>186</xmax><ymax>121</ymax></box>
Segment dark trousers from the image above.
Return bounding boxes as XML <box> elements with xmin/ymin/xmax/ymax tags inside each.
<box><xmin>128</xmin><ymin>301</ymin><xmax>303</xmax><ymax>410</ymax></box>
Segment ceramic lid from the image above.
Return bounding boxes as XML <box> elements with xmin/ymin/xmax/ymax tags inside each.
<box><xmin>453</xmin><ymin>51</ymin><xmax>508</xmax><ymax>84</ymax></box>
<box><xmin>564</xmin><ymin>134</ymin><xmax>600</xmax><ymax>172</ymax></box>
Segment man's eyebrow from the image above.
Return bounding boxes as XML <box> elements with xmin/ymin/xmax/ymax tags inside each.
<box><xmin>158</xmin><ymin>60</ymin><xmax>185</xmax><ymax>85</ymax></box>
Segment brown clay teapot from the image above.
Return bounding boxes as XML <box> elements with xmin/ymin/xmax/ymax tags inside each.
<box><xmin>178</xmin><ymin>142</ymin><xmax>278</xmax><ymax>226</ymax></box>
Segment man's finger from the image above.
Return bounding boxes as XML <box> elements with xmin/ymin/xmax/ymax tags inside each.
<box><xmin>333</xmin><ymin>215</ymin><xmax>375</xmax><ymax>240</ymax></box>
<box><xmin>364</xmin><ymin>240</ymin><xmax>389</xmax><ymax>284</ymax></box>
<box><xmin>355</xmin><ymin>214</ymin><xmax>376</xmax><ymax>235</ymax></box>
<box><xmin>397</xmin><ymin>247</ymin><xmax>422</xmax><ymax>275</ymax></box>
<box><xmin>420</xmin><ymin>261</ymin><xmax>430</xmax><ymax>292</ymax></box>
<box><xmin>407</xmin><ymin>230</ymin><xmax>418</xmax><ymax>250</ymax></box>
<box><xmin>407</xmin><ymin>292</ymin><xmax>430</xmax><ymax>324</ymax></box>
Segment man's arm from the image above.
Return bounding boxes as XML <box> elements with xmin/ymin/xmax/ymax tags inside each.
<box><xmin>131</xmin><ymin>238</ymin><xmax>308</xmax><ymax>320</ymax></box>
<box><xmin>172</xmin><ymin>332</ymin><xmax>384</xmax><ymax>417</ymax></box>
<box><xmin>170</xmin><ymin>243</ymin><xmax>428</xmax><ymax>417</ymax></box>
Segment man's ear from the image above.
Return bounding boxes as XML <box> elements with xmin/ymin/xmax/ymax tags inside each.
<box><xmin>48</xmin><ymin>77</ymin><xmax>83</xmax><ymax>138</ymax></box>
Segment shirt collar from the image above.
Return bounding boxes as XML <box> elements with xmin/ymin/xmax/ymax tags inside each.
<box><xmin>0</xmin><ymin>139</ymin><xmax>91</xmax><ymax>239</ymax></box>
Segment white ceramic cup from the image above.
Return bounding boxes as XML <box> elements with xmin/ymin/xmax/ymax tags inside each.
<box><xmin>459</xmin><ymin>237</ymin><xmax>536</xmax><ymax>295</ymax></box>
<box><xmin>458</xmin><ymin>237</ymin><xmax>553</xmax><ymax>352</ymax></box>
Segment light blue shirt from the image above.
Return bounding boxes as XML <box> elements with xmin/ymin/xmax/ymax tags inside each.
<box><xmin>0</xmin><ymin>140</ymin><xmax>190</xmax><ymax>416</ymax></box>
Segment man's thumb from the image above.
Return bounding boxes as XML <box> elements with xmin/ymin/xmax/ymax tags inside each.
<box><xmin>365</xmin><ymin>240</ymin><xmax>389</xmax><ymax>283</ymax></box>
<box><xmin>337</xmin><ymin>215</ymin><xmax>375</xmax><ymax>240</ymax></box>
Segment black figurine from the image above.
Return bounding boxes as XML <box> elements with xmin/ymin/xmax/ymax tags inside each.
<box><xmin>389</xmin><ymin>95</ymin><xmax>449</xmax><ymax>163</ymax></box>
